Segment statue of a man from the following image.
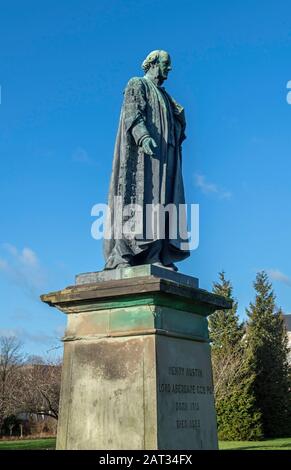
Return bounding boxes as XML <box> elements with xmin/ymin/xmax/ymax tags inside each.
<box><xmin>104</xmin><ymin>50</ymin><xmax>190</xmax><ymax>271</ymax></box>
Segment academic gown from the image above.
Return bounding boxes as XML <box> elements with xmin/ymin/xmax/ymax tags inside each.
<box><xmin>103</xmin><ymin>76</ymin><xmax>190</xmax><ymax>269</ymax></box>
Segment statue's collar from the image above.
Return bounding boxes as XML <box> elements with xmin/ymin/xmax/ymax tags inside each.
<box><xmin>144</xmin><ymin>75</ymin><xmax>165</xmax><ymax>90</ymax></box>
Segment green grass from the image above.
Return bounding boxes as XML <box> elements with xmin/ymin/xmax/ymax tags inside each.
<box><xmin>219</xmin><ymin>437</ymin><xmax>291</xmax><ymax>450</ymax></box>
<box><xmin>0</xmin><ymin>437</ymin><xmax>56</xmax><ymax>450</ymax></box>
<box><xmin>0</xmin><ymin>436</ymin><xmax>291</xmax><ymax>450</ymax></box>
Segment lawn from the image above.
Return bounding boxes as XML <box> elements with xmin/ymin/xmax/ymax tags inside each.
<box><xmin>0</xmin><ymin>437</ymin><xmax>291</xmax><ymax>450</ymax></box>
<box><xmin>219</xmin><ymin>437</ymin><xmax>291</xmax><ymax>450</ymax></box>
<box><xmin>0</xmin><ymin>437</ymin><xmax>56</xmax><ymax>450</ymax></box>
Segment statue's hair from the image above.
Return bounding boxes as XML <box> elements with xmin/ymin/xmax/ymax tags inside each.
<box><xmin>141</xmin><ymin>50</ymin><xmax>168</xmax><ymax>72</ymax></box>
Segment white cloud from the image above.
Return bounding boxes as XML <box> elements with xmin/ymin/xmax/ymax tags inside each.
<box><xmin>2</xmin><ymin>244</ymin><xmax>39</xmax><ymax>267</ymax></box>
<box><xmin>20</xmin><ymin>248</ymin><xmax>39</xmax><ymax>268</ymax></box>
<box><xmin>194</xmin><ymin>173</ymin><xmax>231</xmax><ymax>199</ymax></box>
<box><xmin>0</xmin><ymin>327</ymin><xmax>57</xmax><ymax>345</ymax></box>
<box><xmin>0</xmin><ymin>244</ymin><xmax>46</xmax><ymax>295</ymax></box>
<box><xmin>268</xmin><ymin>269</ymin><xmax>291</xmax><ymax>287</ymax></box>
<box><xmin>3</xmin><ymin>243</ymin><xmax>18</xmax><ymax>257</ymax></box>
<box><xmin>0</xmin><ymin>258</ymin><xmax>8</xmax><ymax>270</ymax></box>
<box><xmin>0</xmin><ymin>328</ymin><xmax>19</xmax><ymax>339</ymax></box>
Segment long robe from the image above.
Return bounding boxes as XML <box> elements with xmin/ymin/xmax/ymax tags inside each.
<box><xmin>103</xmin><ymin>76</ymin><xmax>190</xmax><ymax>269</ymax></box>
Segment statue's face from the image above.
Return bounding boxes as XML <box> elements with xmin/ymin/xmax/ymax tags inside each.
<box><xmin>157</xmin><ymin>53</ymin><xmax>172</xmax><ymax>80</ymax></box>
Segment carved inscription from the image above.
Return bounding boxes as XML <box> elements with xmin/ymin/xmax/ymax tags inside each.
<box><xmin>158</xmin><ymin>365</ymin><xmax>213</xmax><ymax>430</ymax></box>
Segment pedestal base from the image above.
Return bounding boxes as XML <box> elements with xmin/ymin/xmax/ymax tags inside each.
<box><xmin>41</xmin><ymin>266</ymin><xmax>231</xmax><ymax>450</ymax></box>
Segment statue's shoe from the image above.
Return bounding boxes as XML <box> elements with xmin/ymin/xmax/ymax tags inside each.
<box><xmin>165</xmin><ymin>263</ymin><xmax>178</xmax><ymax>272</ymax></box>
<box><xmin>153</xmin><ymin>262</ymin><xmax>178</xmax><ymax>272</ymax></box>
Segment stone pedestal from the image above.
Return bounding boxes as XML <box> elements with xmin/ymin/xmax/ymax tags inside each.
<box><xmin>41</xmin><ymin>266</ymin><xmax>231</xmax><ymax>450</ymax></box>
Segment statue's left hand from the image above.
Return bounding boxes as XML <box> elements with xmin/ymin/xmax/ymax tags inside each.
<box><xmin>141</xmin><ymin>137</ymin><xmax>158</xmax><ymax>156</ymax></box>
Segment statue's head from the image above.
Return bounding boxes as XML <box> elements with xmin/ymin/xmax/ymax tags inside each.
<box><xmin>141</xmin><ymin>50</ymin><xmax>172</xmax><ymax>82</ymax></box>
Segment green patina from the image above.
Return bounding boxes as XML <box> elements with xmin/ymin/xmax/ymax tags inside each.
<box><xmin>109</xmin><ymin>305</ymin><xmax>154</xmax><ymax>332</ymax></box>
<box><xmin>69</xmin><ymin>292</ymin><xmax>214</xmax><ymax>317</ymax></box>
<box><xmin>67</xmin><ymin>302</ymin><xmax>209</xmax><ymax>341</ymax></box>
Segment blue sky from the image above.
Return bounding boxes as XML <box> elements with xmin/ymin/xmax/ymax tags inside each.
<box><xmin>1</xmin><ymin>0</ymin><xmax>291</xmax><ymax>355</ymax></box>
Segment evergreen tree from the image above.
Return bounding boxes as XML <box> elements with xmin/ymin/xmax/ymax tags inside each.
<box><xmin>209</xmin><ymin>271</ymin><xmax>242</xmax><ymax>353</ymax></box>
<box><xmin>210</xmin><ymin>271</ymin><xmax>263</xmax><ymax>440</ymax></box>
<box><xmin>246</xmin><ymin>271</ymin><xmax>291</xmax><ymax>437</ymax></box>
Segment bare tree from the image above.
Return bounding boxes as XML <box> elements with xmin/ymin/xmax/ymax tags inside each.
<box><xmin>212</xmin><ymin>347</ymin><xmax>249</xmax><ymax>401</ymax></box>
<box><xmin>21</xmin><ymin>358</ymin><xmax>62</xmax><ymax>420</ymax></box>
<box><xmin>0</xmin><ymin>337</ymin><xmax>24</xmax><ymax>433</ymax></box>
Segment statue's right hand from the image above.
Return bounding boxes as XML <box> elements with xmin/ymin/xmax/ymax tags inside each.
<box><xmin>141</xmin><ymin>137</ymin><xmax>158</xmax><ymax>156</ymax></box>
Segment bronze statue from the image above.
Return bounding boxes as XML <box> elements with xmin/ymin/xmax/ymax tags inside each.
<box><xmin>104</xmin><ymin>50</ymin><xmax>190</xmax><ymax>271</ymax></box>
